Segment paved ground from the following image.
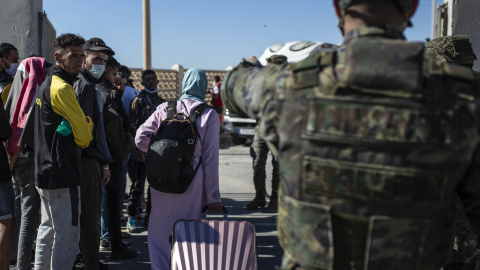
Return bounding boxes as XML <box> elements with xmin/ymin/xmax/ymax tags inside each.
<box><xmin>100</xmin><ymin>143</ymin><xmax>283</xmax><ymax>269</ymax></box>
<box><xmin>11</xmin><ymin>142</ymin><xmax>283</xmax><ymax>269</ymax></box>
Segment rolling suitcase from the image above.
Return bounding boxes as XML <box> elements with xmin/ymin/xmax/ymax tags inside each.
<box><xmin>170</xmin><ymin>206</ymin><xmax>258</xmax><ymax>270</ymax></box>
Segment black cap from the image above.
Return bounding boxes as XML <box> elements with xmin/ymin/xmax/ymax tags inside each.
<box><xmin>83</xmin><ymin>37</ymin><xmax>115</xmax><ymax>56</ymax></box>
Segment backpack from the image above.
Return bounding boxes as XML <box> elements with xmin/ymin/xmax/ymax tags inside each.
<box><xmin>145</xmin><ymin>100</ymin><xmax>210</xmax><ymax>194</ymax></box>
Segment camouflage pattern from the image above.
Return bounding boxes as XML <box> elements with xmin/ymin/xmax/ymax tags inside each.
<box><xmin>129</xmin><ymin>90</ymin><xmax>166</xmax><ymax>132</ymax></box>
<box><xmin>250</xmin><ymin>125</ymin><xmax>279</xmax><ymax>197</ymax></box>
<box><xmin>428</xmin><ymin>35</ymin><xmax>480</xmax><ymax>270</ymax></box>
<box><xmin>426</xmin><ymin>35</ymin><xmax>477</xmax><ymax>69</ymax></box>
<box><xmin>221</xmin><ymin>26</ymin><xmax>480</xmax><ymax>270</ymax></box>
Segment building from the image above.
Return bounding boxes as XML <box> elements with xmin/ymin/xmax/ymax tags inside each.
<box><xmin>434</xmin><ymin>0</ymin><xmax>480</xmax><ymax>71</ymax></box>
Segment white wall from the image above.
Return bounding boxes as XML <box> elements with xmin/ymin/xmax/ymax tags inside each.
<box><xmin>0</xmin><ymin>0</ymin><xmax>55</xmax><ymax>63</ymax></box>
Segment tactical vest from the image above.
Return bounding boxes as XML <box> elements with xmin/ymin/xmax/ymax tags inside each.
<box><xmin>277</xmin><ymin>38</ymin><xmax>479</xmax><ymax>270</ymax></box>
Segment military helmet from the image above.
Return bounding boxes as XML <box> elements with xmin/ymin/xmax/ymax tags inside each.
<box><xmin>337</xmin><ymin>0</ymin><xmax>415</xmax><ymax>27</ymax></box>
<box><xmin>338</xmin><ymin>0</ymin><xmax>415</xmax><ymax>14</ymax></box>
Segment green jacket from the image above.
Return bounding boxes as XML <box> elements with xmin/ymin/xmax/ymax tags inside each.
<box><xmin>222</xmin><ymin>26</ymin><xmax>480</xmax><ymax>270</ymax></box>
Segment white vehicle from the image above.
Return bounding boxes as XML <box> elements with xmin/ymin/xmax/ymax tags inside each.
<box><xmin>224</xmin><ymin>41</ymin><xmax>339</xmax><ymax>144</ymax></box>
<box><xmin>258</xmin><ymin>41</ymin><xmax>338</xmax><ymax>66</ymax></box>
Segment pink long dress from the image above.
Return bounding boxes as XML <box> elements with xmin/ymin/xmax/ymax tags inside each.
<box><xmin>135</xmin><ymin>99</ymin><xmax>221</xmax><ymax>270</ymax></box>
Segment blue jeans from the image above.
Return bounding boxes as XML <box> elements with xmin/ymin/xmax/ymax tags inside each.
<box><xmin>12</xmin><ymin>155</ymin><xmax>40</xmax><ymax>270</ymax></box>
<box><xmin>0</xmin><ymin>180</ymin><xmax>15</xmax><ymax>220</ymax></box>
<box><xmin>100</xmin><ymin>153</ymin><xmax>131</xmax><ymax>239</ymax></box>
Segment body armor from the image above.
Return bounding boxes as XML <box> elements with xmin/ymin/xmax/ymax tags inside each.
<box><xmin>222</xmin><ymin>27</ymin><xmax>480</xmax><ymax>270</ymax></box>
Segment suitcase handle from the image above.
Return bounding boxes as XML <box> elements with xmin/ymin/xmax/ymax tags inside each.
<box><xmin>202</xmin><ymin>206</ymin><xmax>228</xmax><ymax>220</ymax></box>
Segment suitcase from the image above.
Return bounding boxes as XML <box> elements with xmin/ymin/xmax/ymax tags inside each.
<box><xmin>170</xmin><ymin>206</ymin><xmax>258</xmax><ymax>270</ymax></box>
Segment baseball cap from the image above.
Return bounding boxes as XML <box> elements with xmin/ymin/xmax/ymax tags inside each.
<box><xmin>83</xmin><ymin>37</ymin><xmax>115</xmax><ymax>56</ymax></box>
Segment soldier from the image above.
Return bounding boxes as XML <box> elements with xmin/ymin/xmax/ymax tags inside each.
<box><xmin>426</xmin><ymin>35</ymin><xmax>480</xmax><ymax>270</ymax></box>
<box><xmin>246</xmin><ymin>55</ymin><xmax>286</xmax><ymax>212</ymax></box>
<box><xmin>221</xmin><ymin>0</ymin><xmax>480</xmax><ymax>269</ymax></box>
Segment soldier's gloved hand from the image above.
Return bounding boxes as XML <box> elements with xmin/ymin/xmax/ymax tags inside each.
<box><xmin>237</xmin><ymin>56</ymin><xmax>263</xmax><ymax>69</ymax></box>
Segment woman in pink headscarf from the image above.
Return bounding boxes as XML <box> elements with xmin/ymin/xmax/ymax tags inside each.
<box><xmin>135</xmin><ymin>68</ymin><xmax>222</xmax><ymax>269</ymax></box>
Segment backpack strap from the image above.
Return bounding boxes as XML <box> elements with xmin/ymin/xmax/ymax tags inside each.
<box><xmin>166</xmin><ymin>101</ymin><xmax>177</xmax><ymax>119</ymax></box>
<box><xmin>188</xmin><ymin>103</ymin><xmax>211</xmax><ymax>123</ymax></box>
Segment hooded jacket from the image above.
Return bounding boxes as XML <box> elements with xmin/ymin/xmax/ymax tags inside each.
<box><xmin>34</xmin><ymin>66</ymin><xmax>94</xmax><ymax>189</ymax></box>
<box><xmin>96</xmin><ymin>80</ymin><xmax>135</xmax><ymax>161</ymax></box>
<box><xmin>74</xmin><ymin>69</ymin><xmax>113</xmax><ymax>165</ymax></box>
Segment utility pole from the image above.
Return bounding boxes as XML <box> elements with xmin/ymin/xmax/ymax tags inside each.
<box><xmin>431</xmin><ymin>0</ymin><xmax>436</xmax><ymax>39</ymax></box>
<box><xmin>143</xmin><ymin>0</ymin><xmax>152</xmax><ymax>69</ymax></box>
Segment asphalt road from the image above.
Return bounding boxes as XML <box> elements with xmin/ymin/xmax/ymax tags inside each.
<box><xmin>97</xmin><ymin>143</ymin><xmax>283</xmax><ymax>269</ymax></box>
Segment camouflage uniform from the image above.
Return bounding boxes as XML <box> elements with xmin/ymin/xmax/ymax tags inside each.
<box><xmin>222</xmin><ymin>25</ymin><xmax>480</xmax><ymax>270</ymax></box>
<box><xmin>426</xmin><ymin>36</ymin><xmax>480</xmax><ymax>270</ymax></box>
<box><xmin>126</xmin><ymin>91</ymin><xmax>166</xmax><ymax>219</ymax></box>
<box><xmin>247</xmin><ymin>55</ymin><xmax>286</xmax><ymax>212</ymax></box>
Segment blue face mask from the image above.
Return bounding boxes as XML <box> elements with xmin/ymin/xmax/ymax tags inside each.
<box><xmin>89</xmin><ymin>64</ymin><xmax>105</xmax><ymax>79</ymax></box>
<box><xmin>6</xmin><ymin>62</ymin><xmax>19</xmax><ymax>77</ymax></box>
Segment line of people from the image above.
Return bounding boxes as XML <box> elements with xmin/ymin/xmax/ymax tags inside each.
<box><xmin>0</xmin><ymin>34</ymin><xmax>222</xmax><ymax>270</ymax></box>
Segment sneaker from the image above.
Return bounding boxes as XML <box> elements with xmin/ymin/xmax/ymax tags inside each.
<box><xmin>126</xmin><ymin>218</ymin><xmax>137</xmax><ymax>232</ymax></box>
<box><xmin>111</xmin><ymin>244</ymin><xmax>137</xmax><ymax>261</ymax></box>
<box><xmin>122</xmin><ymin>241</ymin><xmax>132</xmax><ymax>248</ymax></box>
<box><xmin>136</xmin><ymin>212</ymin><xmax>146</xmax><ymax>219</ymax></box>
<box><xmin>100</xmin><ymin>238</ymin><xmax>111</xmax><ymax>251</ymax></box>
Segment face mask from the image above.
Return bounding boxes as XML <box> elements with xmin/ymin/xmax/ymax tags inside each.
<box><xmin>6</xmin><ymin>62</ymin><xmax>19</xmax><ymax>77</ymax></box>
<box><xmin>89</xmin><ymin>64</ymin><xmax>105</xmax><ymax>79</ymax></box>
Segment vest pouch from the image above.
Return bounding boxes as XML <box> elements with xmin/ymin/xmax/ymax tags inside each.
<box><xmin>278</xmin><ymin>194</ymin><xmax>333</xmax><ymax>269</ymax></box>
<box><xmin>364</xmin><ymin>216</ymin><xmax>427</xmax><ymax>270</ymax></box>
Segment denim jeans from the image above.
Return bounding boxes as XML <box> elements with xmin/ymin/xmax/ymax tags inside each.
<box><xmin>0</xmin><ymin>180</ymin><xmax>15</xmax><ymax>220</ymax></box>
<box><xmin>12</xmin><ymin>155</ymin><xmax>40</xmax><ymax>270</ymax></box>
<box><xmin>100</xmin><ymin>153</ymin><xmax>131</xmax><ymax>240</ymax></box>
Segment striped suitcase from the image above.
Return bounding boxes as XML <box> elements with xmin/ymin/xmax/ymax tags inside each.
<box><xmin>170</xmin><ymin>207</ymin><xmax>258</xmax><ymax>270</ymax></box>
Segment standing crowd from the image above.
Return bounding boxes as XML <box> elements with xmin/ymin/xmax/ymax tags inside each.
<box><xmin>0</xmin><ymin>34</ymin><xmax>222</xmax><ymax>270</ymax></box>
<box><xmin>4</xmin><ymin>0</ymin><xmax>480</xmax><ymax>269</ymax></box>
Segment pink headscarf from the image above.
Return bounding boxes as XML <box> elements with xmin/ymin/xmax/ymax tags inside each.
<box><xmin>7</xmin><ymin>57</ymin><xmax>46</xmax><ymax>155</ymax></box>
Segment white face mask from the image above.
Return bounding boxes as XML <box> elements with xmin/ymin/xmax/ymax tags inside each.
<box><xmin>89</xmin><ymin>64</ymin><xmax>105</xmax><ymax>79</ymax></box>
<box><xmin>6</xmin><ymin>62</ymin><xmax>19</xmax><ymax>77</ymax></box>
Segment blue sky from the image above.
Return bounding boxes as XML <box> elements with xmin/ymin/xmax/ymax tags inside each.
<box><xmin>44</xmin><ymin>0</ymin><xmax>434</xmax><ymax>70</ymax></box>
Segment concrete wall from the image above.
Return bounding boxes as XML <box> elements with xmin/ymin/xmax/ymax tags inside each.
<box><xmin>450</xmin><ymin>0</ymin><xmax>480</xmax><ymax>71</ymax></box>
<box><xmin>0</xmin><ymin>0</ymin><xmax>55</xmax><ymax>63</ymax></box>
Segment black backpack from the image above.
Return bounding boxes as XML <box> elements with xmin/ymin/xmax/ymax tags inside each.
<box><xmin>146</xmin><ymin>101</ymin><xmax>210</xmax><ymax>194</ymax></box>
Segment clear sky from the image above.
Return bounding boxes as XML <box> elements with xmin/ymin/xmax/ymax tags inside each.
<box><xmin>43</xmin><ymin>0</ymin><xmax>434</xmax><ymax>70</ymax></box>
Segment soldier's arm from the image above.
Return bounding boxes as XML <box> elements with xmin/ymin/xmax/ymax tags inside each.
<box><xmin>456</xmin><ymin>144</ymin><xmax>480</xmax><ymax>240</ymax></box>
<box><xmin>221</xmin><ymin>59</ymin><xmax>287</xmax><ymax>154</ymax></box>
